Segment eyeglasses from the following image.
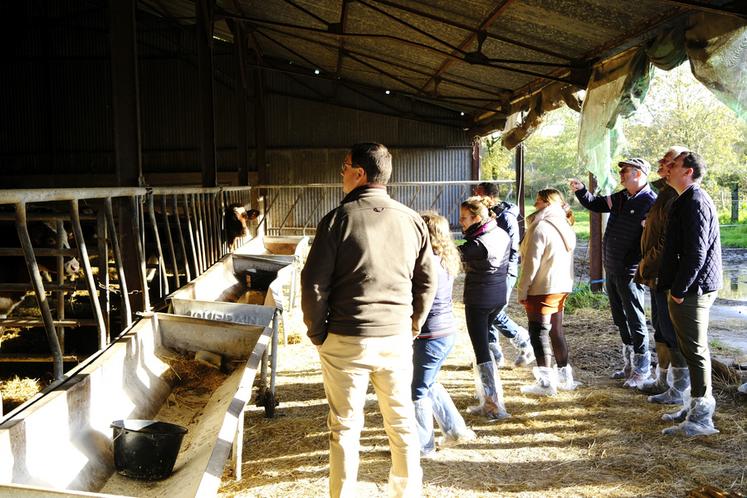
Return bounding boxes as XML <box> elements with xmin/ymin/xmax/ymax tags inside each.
<box><xmin>340</xmin><ymin>161</ymin><xmax>362</xmax><ymax>175</ymax></box>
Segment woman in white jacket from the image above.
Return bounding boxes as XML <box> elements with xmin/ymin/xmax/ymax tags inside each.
<box><xmin>517</xmin><ymin>188</ymin><xmax>577</xmax><ymax>395</ymax></box>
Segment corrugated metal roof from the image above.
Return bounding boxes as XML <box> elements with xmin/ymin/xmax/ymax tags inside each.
<box><xmin>138</xmin><ymin>0</ymin><xmax>729</xmax><ymax>132</ymax></box>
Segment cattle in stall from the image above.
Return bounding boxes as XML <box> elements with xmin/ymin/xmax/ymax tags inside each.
<box><xmin>224</xmin><ymin>204</ymin><xmax>259</xmax><ymax>247</ymax></box>
<box><xmin>0</xmin><ymin>222</ymin><xmax>81</xmax><ymax>318</ymax></box>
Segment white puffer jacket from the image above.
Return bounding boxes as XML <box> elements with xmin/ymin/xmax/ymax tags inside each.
<box><xmin>517</xmin><ymin>203</ymin><xmax>576</xmax><ymax>301</ymax></box>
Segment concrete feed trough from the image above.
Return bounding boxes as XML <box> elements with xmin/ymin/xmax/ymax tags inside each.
<box><xmin>0</xmin><ymin>312</ymin><xmax>271</xmax><ymax>497</ymax></box>
<box><xmin>167</xmin><ymin>253</ymin><xmax>296</xmax><ymax>417</ymax></box>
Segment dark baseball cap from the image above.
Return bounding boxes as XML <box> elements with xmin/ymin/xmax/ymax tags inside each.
<box><xmin>618</xmin><ymin>157</ymin><xmax>651</xmax><ymax>175</ymax></box>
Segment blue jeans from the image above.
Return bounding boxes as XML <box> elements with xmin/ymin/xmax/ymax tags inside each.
<box><xmin>651</xmin><ymin>288</ymin><xmax>678</xmax><ymax>351</ymax></box>
<box><xmin>606</xmin><ymin>274</ymin><xmax>648</xmax><ymax>353</ymax></box>
<box><xmin>488</xmin><ymin>274</ymin><xmax>522</xmax><ymax>342</ymax></box>
<box><xmin>412</xmin><ymin>334</ymin><xmax>455</xmax><ymax>400</ymax></box>
<box><xmin>412</xmin><ymin>334</ymin><xmax>469</xmax><ymax>453</ymax></box>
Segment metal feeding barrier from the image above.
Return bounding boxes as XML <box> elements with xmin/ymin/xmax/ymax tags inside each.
<box><xmin>0</xmin><ymin>186</ymin><xmax>254</xmax><ymax>381</ymax></box>
<box><xmin>253</xmin><ymin>180</ymin><xmax>515</xmax><ymax>236</ymax></box>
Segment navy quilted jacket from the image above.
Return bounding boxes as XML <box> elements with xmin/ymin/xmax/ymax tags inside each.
<box><xmin>657</xmin><ymin>184</ymin><xmax>722</xmax><ymax>298</ymax></box>
<box><xmin>492</xmin><ymin>201</ymin><xmax>520</xmax><ymax>277</ymax></box>
<box><xmin>575</xmin><ymin>183</ymin><xmax>656</xmax><ymax>276</ymax></box>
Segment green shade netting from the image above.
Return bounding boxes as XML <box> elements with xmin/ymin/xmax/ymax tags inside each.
<box><xmin>577</xmin><ymin>13</ymin><xmax>746</xmax><ymax>194</ymax></box>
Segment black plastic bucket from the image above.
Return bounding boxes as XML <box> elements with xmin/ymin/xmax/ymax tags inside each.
<box><xmin>111</xmin><ymin>419</ymin><xmax>188</xmax><ymax>480</ymax></box>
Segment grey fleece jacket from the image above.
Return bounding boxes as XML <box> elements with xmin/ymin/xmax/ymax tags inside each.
<box><xmin>300</xmin><ymin>185</ymin><xmax>438</xmax><ymax>346</ymax></box>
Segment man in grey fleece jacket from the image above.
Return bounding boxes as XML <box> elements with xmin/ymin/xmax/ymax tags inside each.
<box><xmin>301</xmin><ymin>142</ymin><xmax>437</xmax><ymax>498</ymax></box>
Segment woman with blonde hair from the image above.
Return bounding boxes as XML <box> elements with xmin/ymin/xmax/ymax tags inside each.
<box><xmin>517</xmin><ymin>188</ymin><xmax>578</xmax><ymax>396</ymax></box>
<box><xmin>412</xmin><ymin>211</ymin><xmax>476</xmax><ymax>456</ymax></box>
<box><xmin>458</xmin><ymin>196</ymin><xmax>511</xmax><ymax>420</ymax></box>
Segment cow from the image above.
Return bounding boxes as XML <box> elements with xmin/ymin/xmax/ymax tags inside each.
<box><xmin>224</xmin><ymin>204</ymin><xmax>259</xmax><ymax>247</ymax></box>
<box><xmin>0</xmin><ymin>221</ymin><xmax>80</xmax><ymax>318</ymax></box>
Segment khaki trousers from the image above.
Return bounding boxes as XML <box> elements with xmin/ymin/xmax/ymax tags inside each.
<box><xmin>319</xmin><ymin>332</ymin><xmax>422</xmax><ymax>498</ymax></box>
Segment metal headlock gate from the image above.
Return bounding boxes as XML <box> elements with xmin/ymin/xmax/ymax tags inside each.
<box><xmin>254</xmin><ymin>180</ymin><xmax>515</xmax><ymax>236</ymax></box>
<box><xmin>0</xmin><ymin>180</ymin><xmax>510</xmax><ymax>382</ymax></box>
<box><xmin>0</xmin><ymin>186</ymin><xmax>254</xmax><ymax>381</ymax></box>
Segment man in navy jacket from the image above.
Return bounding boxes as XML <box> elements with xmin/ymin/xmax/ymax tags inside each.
<box><xmin>570</xmin><ymin>158</ymin><xmax>656</xmax><ymax>388</ymax></box>
<box><xmin>658</xmin><ymin>151</ymin><xmax>722</xmax><ymax>437</ymax></box>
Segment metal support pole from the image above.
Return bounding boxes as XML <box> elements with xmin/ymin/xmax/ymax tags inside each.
<box><xmin>183</xmin><ymin>194</ymin><xmax>201</xmax><ymax>277</ymax></box>
<box><xmin>96</xmin><ymin>208</ymin><xmax>110</xmax><ymax>334</ymax></box>
<box><xmin>161</xmin><ymin>196</ymin><xmax>180</xmax><ymax>289</ymax></box>
<box><xmin>147</xmin><ymin>194</ymin><xmax>169</xmax><ymax>298</ymax></box>
<box><xmin>15</xmin><ymin>203</ymin><xmax>63</xmax><ymax>380</ymax></box>
<box><xmin>55</xmin><ymin>220</ymin><xmax>66</xmax><ymax>356</ymax></box>
<box><xmin>197</xmin><ymin>0</ymin><xmax>217</xmax><ymax>188</ymax></box>
<box><xmin>173</xmin><ymin>195</ymin><xmax>192</xmax><ymax>282</ymax></box>
<box><xmin>105</xmin><ymin>197</ymin><xmax>132</xmax><ymax>327</ymax></box>
<box><xmin>70</xmin><ymin>200</ymin><xmax>107</xmax><ymax>349</ymax></box>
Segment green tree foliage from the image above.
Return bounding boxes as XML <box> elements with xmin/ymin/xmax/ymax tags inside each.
<box><xmin>481</xmin><ymin>63</ymin><xmax>747</xmax><ymax>217</ymax></box>
<box><xmin>624</xmin><ymin>64</ymin><xmax>747</xmax><ymax>197</ymax></box>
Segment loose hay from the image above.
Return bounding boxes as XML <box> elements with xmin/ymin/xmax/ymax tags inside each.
<box><xmin>0</xmin><ymin>375</ymin><xmax>41</xmax><ymax>413</ymax></box>
<box><xmin>218</xmin><ymin>295</ymin><xmax>747</xmax><ymax>498</ymax></box>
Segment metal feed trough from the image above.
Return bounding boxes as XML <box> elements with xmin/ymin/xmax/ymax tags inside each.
<box><xmin>167</xmin><ymin>252</ymin><xmax>297</xmax><ymax>417</ymax></box>
<box><xmin>0</xmin><ymin>312</ymin><xmax>272</xmax><ymax>496</ymax></box>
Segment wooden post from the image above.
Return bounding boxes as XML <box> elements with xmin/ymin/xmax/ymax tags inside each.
<box><xmin>732</xmin><ymin>183</ymin><xmax>739</xmax><ymax>223</ymax></box>
<box><xmin>515</xmin><ymin>143</ymin><xmax>526</xmax><ymax>238</ymax></box>
<box><xmin>470</xmin><ymin>139</ymin><xmax>480</xmax><ymax>181</ymax></box>
<box><xmin>588</xmin><ymin>173</ymin><xmax>604</xmax><ymax>292</ymax></box>
<box><xmin>197</xmin><ymin>0</ymin><xmax>217</xmax><ymax>188</ymax></box>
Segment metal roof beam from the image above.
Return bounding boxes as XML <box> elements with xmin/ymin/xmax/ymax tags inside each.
<box><xmin>419</xmin><ymin>0</ymin><xmax>514</xmax><ymax>94</ymax></box>
<box><xmin>365</xmin><ymin>0</ymin><xmax>571</xmax><ymax>61</ymax></box>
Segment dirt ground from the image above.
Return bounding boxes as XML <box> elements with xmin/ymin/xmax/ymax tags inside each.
<box><xmin>219</xmin><ymin>283</ymin><xmax>747</xmax><ymax>498</ymax></box>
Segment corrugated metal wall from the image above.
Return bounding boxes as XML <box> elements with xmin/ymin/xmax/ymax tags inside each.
<box><xmin>1</xmin><ymin>2</ymin><xmax>472</xmax><ymax>197</ymax></box>
<box><xmin>262</xmin><ymin>147</ymin><xmax>471</xmax><ymax>232</ymax></box>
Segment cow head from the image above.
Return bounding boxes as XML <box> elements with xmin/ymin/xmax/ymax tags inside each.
<box><xmin>225</xmin><ymin>204</ymin><xmax>259</xmax><ymax>246</ymax></box>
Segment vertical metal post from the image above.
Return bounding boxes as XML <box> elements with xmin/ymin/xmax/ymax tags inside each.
<box><xmin>254</xmin><ymin>62</ymin><xmax>267</xmax><ymax>184</ymax></box>
<box><xmin>197</xmin><ymin>0</ymin><xmax>217</xmax><ymax>188</ymax></box>
<box><xmin>235</xmin><ymin>23</ymin><xmax>249</xmax><ymax>187</ymax></box>
<box><xmin>96</xmin><ymin>208</ymin><xmax>110</xmax><ymax>334</ymax></box>
<box><xmin>147</xmin><ymin>194</ymin><xmax>169</xmax><ymax>298</ymax></box>
<box><xmin>55</xmin><ymin>220</ymin><xmax>66</xmax><ymax>356</ymax></box>
<box><xmin>207</xmin><ymin>193</ymin><xmax>219</xmax><ymax>261</ymax></box>
<box><xmin>161</xmin><ymin>196</ymin><xmax>180</xmax><ymax>289</ymax></box>
<box><xmin>15</xmin><ymin>203</ymin><xmax>63</xmax><ymax>380</ymax></box>
<box><xmin>184</xmin><ymin>194</ymin><xmax>201</xmax><ymax>277</ymax></box>
<box><xmin>133</xmin><ymin>196</ymin><xmax>150</xmax><ymax>311</ymax></box>
<box><xmin>106</xmin><ymin>198</ymin><xmax>132</xmax><ymax>326</ymax></box>
<box><xmin>70</xmin><ymin>200</ymin><xmax>107</xmax><ymax>349</ymax></box>
<box><xmin>192</xmin><ymin>194</ymin><xmax>206</xmax><ymax>272</ymax></box>
<box><xmin>110</xmin><ymin>0</ymin><xmax>143</xmax><ymax>188</ymax></box>
<box><xmin>197</xmin><ymin>194</ymin><xmax>210</xmax><ymax>267</ymax></box>
<box><xmin>173</xmin><ymin>195</ymin><xmax>191</xmax><ymax>282</ymax></box>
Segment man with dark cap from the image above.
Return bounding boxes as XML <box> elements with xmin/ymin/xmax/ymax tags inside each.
<box><xmin>570</xmin><ymin>158</ymin><xmax>657</xmax><ymax>388</ymax></box>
